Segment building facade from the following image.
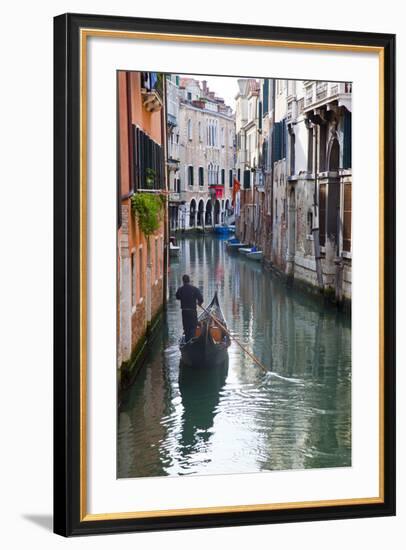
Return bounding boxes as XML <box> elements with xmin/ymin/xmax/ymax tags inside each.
<box><xmin>166</xmin><ymin>74</ymin><xmax>182</xmax><ymax>231</ymax></box>
<box><xmin>117</xmin><ymin>71</ymin><xmax>167</xmax><ymax>376</ymax></box>
<box><xmin>169</xmin><ymin>77</ymin><xmax>235</xmax><ymax>231</ymax></box>
<box><xmin>235</xmin><ymin>78</ymin><xmax>352</xmax><ymax>305</ymax></box>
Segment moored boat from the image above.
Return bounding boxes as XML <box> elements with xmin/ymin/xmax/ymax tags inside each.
<box><xmin>226</xmin><ymin>239</ymin><xmax>248</xmax><ymax>251</ymax></box>
<box><xmin>238</xmin><ymin>247</ymin><xmax>253</xmax><ymax>255</ymax></box>
<box><xmin>179</xmin><ymin>292</ymin><xmax>231</xmax><ymax>367</ymax></box>
<box><xmin>169</xmin><ymin>236</ymin><xmax>180</xmax><ymax>256</ymax></box>
<box><xmin>214</xmin><ymin>224</ymin><xmax>235</xmax><ymax>235</ymax></box>
<box><xmin>246</xmin><ymin>250</ymin><xmax>263</xmax><ymax>261</ymax></box>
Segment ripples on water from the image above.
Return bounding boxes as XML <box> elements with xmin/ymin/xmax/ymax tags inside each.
<box><xmin>118</xmin><ymin>235</ymin><xmax>351</xmax><ymax>478</ymax></box>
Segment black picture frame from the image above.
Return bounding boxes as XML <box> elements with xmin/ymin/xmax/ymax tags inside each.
<box><xmin>54</xmin><ymin>12</ymin><xmax>396</xmax><ymax>537</ymax></box>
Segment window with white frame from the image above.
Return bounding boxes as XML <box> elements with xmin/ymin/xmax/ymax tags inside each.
<box><xmin>188</xmin><ymin>165</ymin><xmax>194</xmax><ymax>186</ymax></box>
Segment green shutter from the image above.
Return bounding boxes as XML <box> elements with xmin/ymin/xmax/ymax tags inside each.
<box><xmin>263</xmin><ymin>80</ymin><xmax>269</xmax><ymax>115</ymax></box>
<box><xmin>343</xmin><ymin>110</ymin><xmax>352</xmax><ymax>169</ymax></box>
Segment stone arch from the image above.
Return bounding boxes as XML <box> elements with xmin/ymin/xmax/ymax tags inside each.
<box><xmin>197</xmin><ymin>199</ymin><xmax>205</xmax><ymax>226</ymax></box>
<box><xmin>189</xmin><ymin>199</ymin><xmax>196</xmax><ymax>228</ymax></box>
<box><xmin>214</xmin><ymin>199</ymin><xmax>221</xmax><ymax>225</ymax></box>
<box><xmin>205</xmin><ymin>199</ymin><xmax>212</xmax><ymax>226</ymax></box>
<box><xmin>327</xmin><ymin>138</ymin><xmax>340</xmax><ymax>172</ymax></box>
<box><xmin>286</xmin><ymin>186</ymin><xmax>296</xmax><ymax>279</ymax></box>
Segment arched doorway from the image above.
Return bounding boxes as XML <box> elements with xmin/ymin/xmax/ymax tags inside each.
<box><xmin>327</xmin><ymin>138</ymin><xmax>340</xmax><ymax>247</ymax></box>
<box><xmin>224</xmin><ymin>199</ymin><xmax>231</xmax><ymax>224</ymax></box>
<box><xmin>197</xmin><ymin>199</ymin><xmax>204</xmax><ymax>226</ymax></box>
<box><xmin>189</xmin><ymin>199</ymin><xmax>196</xmax><ymax>228</ymax></box>
<box><xmin>286</xmin><ymin>186</ymin><xmax>296</xmax><ymax>280</ymax></box>
<box><xmin>328</xmin><ymin>138</ymin><xmax>340</xmax><ymax>172</ymax></box>
<box><xmin>205</xmin><ymin>200</ymin><xmax>212</xmax><ymax>226</ymax></box>
<box><xmin>214</xmin><ymin>199</ymin><xmax>220</xmax><ymax>225</ymax></box>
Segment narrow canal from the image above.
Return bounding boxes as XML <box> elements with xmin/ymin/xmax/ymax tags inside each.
<box><xmin>118</xmin><ymin>235</ymin><xmax>351</xmax><ymax>478</ymax></box>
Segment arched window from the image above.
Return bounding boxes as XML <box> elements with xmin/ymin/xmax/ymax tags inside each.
<box><xmin>208</xmin><ymin>162</ymin><xmax>214</xmax><ymax>185</ymax></box>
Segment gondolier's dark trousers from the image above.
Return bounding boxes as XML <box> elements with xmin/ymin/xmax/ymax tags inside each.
<box><xmin>182</xmin><ymin>308</ymin><xmax>198</xmax><ymax>342</ymax></box>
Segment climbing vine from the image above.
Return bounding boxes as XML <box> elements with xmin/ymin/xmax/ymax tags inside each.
<box><xmin>131</xmin><ymin>192</ymin><xmax>165</xmax><ymax>236</ymax></box>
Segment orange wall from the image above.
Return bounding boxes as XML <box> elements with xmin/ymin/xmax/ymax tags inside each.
<box><xmin>129</xmin><ymin>72</ymin><xmax>162</xmax><ymax>144</ymax></box>
<box><xmin>118</xmin><ymin>71</ymin><xmax>166</xmax><ymax>357</ymax></box>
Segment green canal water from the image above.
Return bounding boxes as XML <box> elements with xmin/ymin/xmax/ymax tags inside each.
<box><xmin>117</xmin><ymin>235</ymin><xmax>351</xmax><ymax>478</ymax></box>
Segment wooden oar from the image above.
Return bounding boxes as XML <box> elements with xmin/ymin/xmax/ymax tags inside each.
<box><xmin>198</xmin><ymin>304</ymin><xmax>268</xmax><ymax>373</ymax></box>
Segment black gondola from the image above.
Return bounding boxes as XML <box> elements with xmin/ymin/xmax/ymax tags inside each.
<box><xmin>179</xmin><ymin>292</ymin><xmax>231</xmax><ymax>367</ymax></box>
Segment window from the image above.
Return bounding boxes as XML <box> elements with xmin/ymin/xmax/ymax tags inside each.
<box><xmin>307</xmin><ymin>126</ymin><xmax>314</xmax><ymax>173</ymax></box>
<box><xmin>221</xmin><ymin>127</ymin><xmax>225</xmax><ymax>147</ymax></box>
<box><xmin>263</xmin><ymin>79</ymin><xmax>269</xmax><ymax>115</ymax></box>
<box><xmin>290</xmin><ymin>130</ymin><xmax>295</xmax><ymax>175</ymax></box>
<box><xmin>132</xmin><ymin>125</ymin><xmax>164</xmax><ymax>190</ymax></box>
<box><xmin>319</xmin><ymin>124</ymin><xmax>327</xmax><ymax>172</ymax></box>
<box><xmin>208</xmin><ymin>162</ymin><xmax>213</xmax><ymax>185</ymax></box>
<box><xmin>198</xmin><ymin>167</ymin><xmax>204</xmax><ymax>186</ymax></box>
<box><xmin>221</xmin><ymin>169</ymin><xmax>225</xmax><ymax>186</ymax></box>
<box><xmin>131</xmin><ymin>250</ymin><xmax>137</xmax><ymax>308</ymax></box>
<box><xmin>243</xmin><ymin>170</ymin><xmax>251</xmax><ymax>189</ymax></box>
<box><xmin>272</xmin><ymin>120</ymin><xmax>287</xmax><ymax>163</ymax></box>
<box><xmin>229</xmin><ymin>170</ymin><xmax>233</xmax><ymax>188</ymax></box>
<box><xmin>319</xmin><ymin>183</ymin><xmax>326</xmax><ymax>247</ymax></box>
<box><xmin>198</xmin><ymin>121</ymin><xmax>203</xmax><ymax>142</ymax></box>
<box><xmin>237</xmin><ymin>168</ymin><xmax>241</xmax><ymax>182</ymax></box>
<box><xmin>343</xmin><ymin>110</ymin><xmax>352</xmax><ymax>169</ymax></box>
<box><xmin>343</xmin><ymin>183</ymin><xmax>352</xmax><ymax>252</ymax></box>
<box><xmin>187</xmin><ymin>119</ymin><xmax>192</xmax><ymax>140</ymax></box>
<box><xmin>187</xmin><ymin>91</ymin><xmax>192</xmax><ymax>100</ymax></box>
<box><xmin>188</xmin><ymin>165</ymin><xmax>194</xmax><ymax>186</ymax></box>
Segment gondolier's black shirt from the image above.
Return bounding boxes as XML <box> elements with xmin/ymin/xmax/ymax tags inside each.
<box><xmin>176</xmin><ymin>283</ymin><xmax>203</xmax><ymax>310</ymax></box>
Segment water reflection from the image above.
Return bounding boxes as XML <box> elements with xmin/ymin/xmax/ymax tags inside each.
<box><xmin>118</xmin><ymin>235</ymin><xmax>351</xmax><ymax>478</ymax></box>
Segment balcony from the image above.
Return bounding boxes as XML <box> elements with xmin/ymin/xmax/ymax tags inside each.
<box><xmin>169</xmin><ymin>192</ymin><xmax>181</xmax><ymax>203</ymax></box>
<box><xmin>304</xmin><ymin>81</ymin><xmax>352</xmax><ymax>112</ymax></box>
<box><xmin>141</xmin><ymin>72</ymin><xmax>163</xmax><ymax>112</ymax></box>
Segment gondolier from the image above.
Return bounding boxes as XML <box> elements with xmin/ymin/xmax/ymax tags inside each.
<box><xmin>176</xmin><ymin>274</ymin><xmax>204</xmax><ymax>342</ymax></box>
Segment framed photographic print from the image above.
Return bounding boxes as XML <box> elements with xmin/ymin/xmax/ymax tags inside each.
<box><xmin>53</xmin><ymin>13</ymin><xmax>396</xmax><ymax>536</ymax></box>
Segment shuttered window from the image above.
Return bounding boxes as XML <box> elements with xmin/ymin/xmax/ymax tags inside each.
<box><xmin>263</xmin><ymin>79</ymin><xmax>269</xmax><ymax>115</ymax></box>
<box><xmin>343</xmin><ymin>110</ymin><xmax>352</xmax><ymax>169</ymax></box>
<box><xmin>319</xmin><ymin>183</ymin><xmax>326</xmax><ymax>247</ymax></box>
<box><xmin>188</xmin><ymin>166</ymin><xmax>194</xmax><ymax>186</ymax></box>
<box><xmin>198</xmin><ymin>167</ymin><xmax>204</xmax><ymax>186</ymax></box>
<box><xmin>243</xmin><ymin>170</ymin><xmax>251</xmax><ymax>189</ymax></box>
<box><xmin>272</xmin><ymin>119</ymin><xmax>287</xmax><ymax>162</ymax></box>
<box><xmin>132</xmin><ymin>125</ymin><xmax>164</xmax><ymax>190</ymax></box>
<box><xmin>343</xmin><ymin>183</ymin><xmax>352</xmax><ymax>252</ymax></box>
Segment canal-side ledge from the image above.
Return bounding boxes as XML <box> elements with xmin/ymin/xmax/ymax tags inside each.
<box><xmin>118</xmin><ymin>306</ymin><xmax>164</xmax><ymax>395</ymax></box>
<box><xmin>263</xmin><ymin>259</ymin><xmax>352</xmax><ymax>314</ymax></box>
<box><xmin>174</xmin><ymin>226</ymin><xmax>215</xmax><ymax>234</ymax></box>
